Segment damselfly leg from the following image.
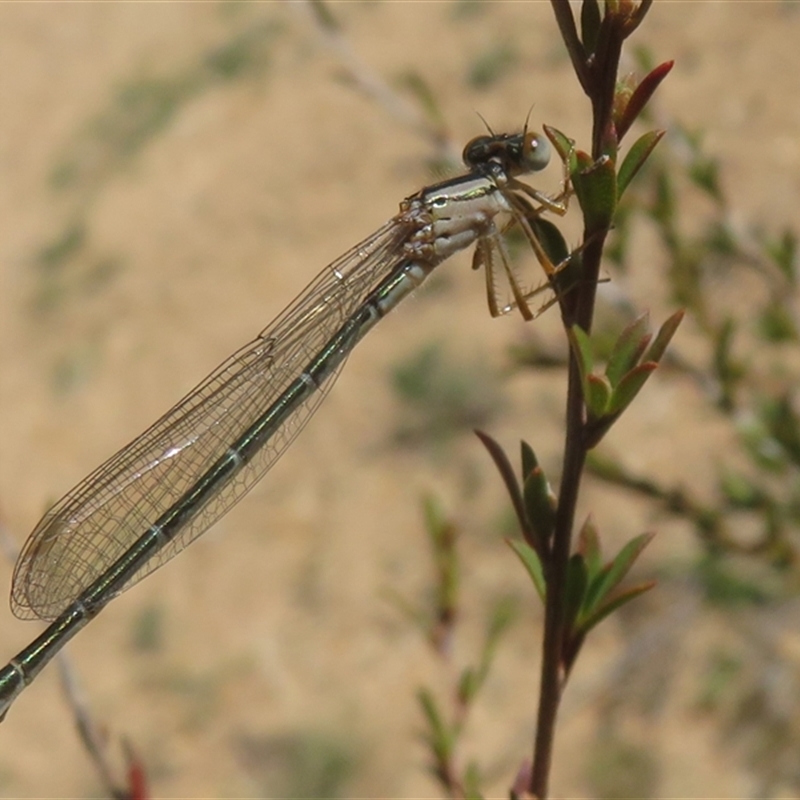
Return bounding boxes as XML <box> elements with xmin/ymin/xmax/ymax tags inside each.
<box><xmin>462</xmin><ymin>123</ymin><xmax>575</xmax><ymax>320</ymax></box>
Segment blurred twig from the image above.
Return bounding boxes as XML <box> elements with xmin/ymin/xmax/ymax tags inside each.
<box><xmin>297</xmin><ymin>0</ymin><xmax>461</xmax><ymax>165</ymax></box>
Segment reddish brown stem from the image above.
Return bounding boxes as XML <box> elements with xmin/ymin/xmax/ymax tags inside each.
<box><xmin>529</xmin><ymin>2</ymin><xmax>632</xmax><ymax>797</ymax></box>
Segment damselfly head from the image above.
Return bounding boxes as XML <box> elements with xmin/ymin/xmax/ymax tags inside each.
<box><xmin>462</xmin><ymin>130</ymin><xmax>551</xmax><ymax>177</ymax></box>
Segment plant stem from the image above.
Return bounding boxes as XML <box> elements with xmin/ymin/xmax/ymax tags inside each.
<box><xmin>530</xmin><ymin>4</ymin><xmax>624</xmax><ymax>796</ymax></box>
<box><xmin>530</xmin><ymin>350</ymin><xmax>588</xmax><ymax>798</ymax></box>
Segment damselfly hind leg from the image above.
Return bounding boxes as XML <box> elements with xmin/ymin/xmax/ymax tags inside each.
<box><xmin>482</xmin><ymin>208</ymin><xmax>577</xmax><ymax>321</ymax></box>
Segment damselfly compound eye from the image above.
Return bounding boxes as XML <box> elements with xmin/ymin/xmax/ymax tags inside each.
<box><xmin>522</xmin><ymin>132</ymin><xmax>551</xmax><ymax>173</ymax></box>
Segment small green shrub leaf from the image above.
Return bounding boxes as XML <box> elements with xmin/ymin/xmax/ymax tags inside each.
<box><xmin>583</xmin><ymin>532</ymin><xmax>655</xmax><ymax>618</ymax></box>
<box><xmin>568</xmin><ymin>324</ymin><xmax>594</xmax><ymax>389</ymax></box>
<box><xmin>529</xmin><ymin>216</ymin><xmax>571</xmax><ymax>268</ymax></box>
<box><xmin>586</xmin><ymin>373</ymin><xmax>612</xmax><ymax>418</ymax></box>
<box><xmin>523</xmin><ymin>466</ymin><xmax>556</xmax><ymax>546</ymax></box>
<box><xmin>476</xmin><ymin>430</ymin><xmax>527</xmax><ymax>537</ymax></box>
<box><xmin>644</xmin><ymin>309</ymin><xmax>684</xmax><ymax>363</ymax></box>
<box><xmin>521</xmin><ymin>439</ymin><xmax>539</xmax><ymax>480</ymax></box>
<box><xmin>543</xmin><ymin>125</ymin><xmax>576</xmax><ymax>168</ymax></box>
<box><xmin>581</xmin><ymin>581</ymin><xmax>657</xmax><ymax>632</ymax></box>
<box><xmin>417</xmin><ymin>688</ymin><xmax>453</xmax><ymax>760</ymax></box>
<box><xmin>565</xmin><ymin>554</ymin><xmax>589</xmax><ymax>632</ymax></box>
<box><xmin>606</xmin><ymin>311</ymin><xmax>651</xmax><ymax>386</ymax></box>
<box><xmin>580</xmin><ymin>0</ymin><xmax>601</xmax><ymax>55</ymax></box>
<box><xmin>572</xmin><ymin>153</ymin><xmax>617</xmax><ymax>232</ymax></box>
<box><xmin>577</xmin><ymin>516</ymin><xmax>602</xmax><ymax>576</ymax></box>
<box><xmin>508</xmin><ymin>539</ymin><xmax>546</xmax><ymax>601</ymax></box>
<box><xmin>617</xmin><ymin>129</ymin><xmax>664</xmax><ymax>198</ymax></box>
<box><xmin>606</xmin><ymin>361</ymin><xmax>657</xmax><ymax>416</ymax></box>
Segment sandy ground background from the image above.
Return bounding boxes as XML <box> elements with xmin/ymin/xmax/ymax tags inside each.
<box><xmin>1</xmin><ymin>2</ymin><xmax>800</xmax><ymax>798</ymax></box>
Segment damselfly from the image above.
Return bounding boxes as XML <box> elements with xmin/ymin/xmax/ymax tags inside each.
<box><xmin>0</xmin><ymin>125</ymin><xmax>569</xmax><ymax>719</ymax></box>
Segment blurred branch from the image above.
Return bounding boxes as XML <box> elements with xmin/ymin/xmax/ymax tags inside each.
<box><xmin>297</xmin><ymin>0</ymin><xmax>461</xmax><ymax>165</ymax></box>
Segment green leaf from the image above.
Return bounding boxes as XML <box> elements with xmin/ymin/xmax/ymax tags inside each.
<box><xmin>417</xmin><ymin>688</ymin><xmax>453</xmax><ymax>761</ymax></box>
<box><xmin>571</xmin><ymin>152</ymin><xmax>617</xmax><ymax>232</ymax></box>
<box><xmin>543</xmin><ymin>125</ymin><xmax>576</xmax><ymax>168</ymax></box>
<box><xmin>606</xmin><ymin>361</ymin><xmax>657</xmax><ymax>416</ymax></box>
<box><xmin>581</xmin><ymin>581</ymin><xmax>657</xmax><ymax>632</ymax></box>
<box><xmin>580</xmin><ymin>0</ymin><xmax>601</xmax><ymax>55</ymax></box>
<box><xmin>529</xmin><ymin>215</ymin><xmax>571</xmax><ymax>267</ymax></box>
<box><xmin>568</xmin><ymin>325</ymin><xmax>613</xmax><ymax>418</ymax></box>
<box><xmin>521</xmin><ymin>439</ymin><xmax>538</xmax><ymax>481</ymax></box>
<box><xmin>582</xmin><ymin>532</ymin><xmax>655</xmax><ymax>619</ymax></box>
<box><xmin>644</xmin><ymin>309</ymin><xmax>684</xmax><ymax>363</ymax></box>
<box><xmin>508</xmin><ymin>539</ymin><xmax>546</xmax><ymax>601</ymax></box>
<box><xmin>476</xmin><ymin>430</ymin><xmax>527</xmax><ymax>537</ymax></box>
<box><xmin>617</xmin><ymin>130</ymin><xmax>664</xmax><ymax>198</ymax></box>
<box><xmin>605</xmin><ymin>311</ymin><xmax>651</xmax><ymax>386</ymax></box>
<box><xmin>586</xmin><ymin>373</ymin><xmax>612</xmax><ymax>418</ymax></box>
<box><xmin>523</xmin><ymin>466</ymin><xmax>556</xmax><ymax>546</ymax></box>
<box><xmin>564</xmin><ymin>554</ymin><xmax>588</xmax><ymax>633</ymax></box>
<box><xmin>577</xmin><ymin>516</ymin><xmax>602</xmax><ymax>576</ymax></box>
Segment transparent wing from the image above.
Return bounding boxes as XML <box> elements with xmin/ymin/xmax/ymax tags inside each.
<box><xmin>12</xmin><ymin>217</ymin><xmax>411</xmax><ymax>621</ymax></box>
